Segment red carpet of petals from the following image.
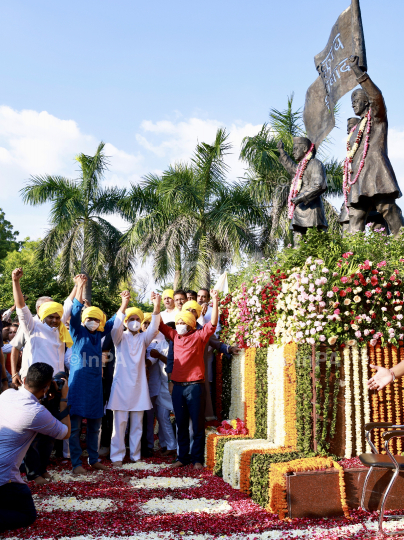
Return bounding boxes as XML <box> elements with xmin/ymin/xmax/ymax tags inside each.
<box><xmin>3</xmin><ymin>455</ymin><xmax>404</xmax><ymax>540</ymax></box>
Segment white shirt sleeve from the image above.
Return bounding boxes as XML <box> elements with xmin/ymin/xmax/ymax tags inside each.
<box><xmin>111</xmin><ymin>311</ymin><xmax>125</xmax><ymax>345</ymax></box>
<box><xmin>62</xmin><ymin>297</ymin><xmax>73</xmax><ymax>324</ymax></box>
<box><xmin>2</xmin><ymin>308</ymin><xmax>13</xmax><ymax>322</ymax></box>
<box><xmin>16</xmin><ymin>305</ymin><xmax>35</xmax><ymax>336</ymax></box>
<box><xmin>2</xmin><ymin>343</ymin><xmax>13</xmax><ymax>354</ymax></box>
<box><xmin>143</xmin><ymin>314</ymin><xmax>161</xmax><ymax>348</ymax></box>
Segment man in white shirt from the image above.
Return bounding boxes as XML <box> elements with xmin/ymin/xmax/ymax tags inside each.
<box><xmin>10</xmin><ymin>281</ymin><xmax>79</xmax><ymax>387</ymax></box>
<box><xmin>0</xmin><ymin>362</ymin><xmax>70</xmax><ymax>533</ymax></box>
<box><xmin>11</xmin><ymin>268</ymin><xmax>75</xmax><ymax>484</ymax></box>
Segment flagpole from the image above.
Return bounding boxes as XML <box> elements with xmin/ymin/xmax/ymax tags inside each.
<box><xmin>351</xmin><ymin>0</ymin><xmax>367</xmax><ymax>71</ymax></box>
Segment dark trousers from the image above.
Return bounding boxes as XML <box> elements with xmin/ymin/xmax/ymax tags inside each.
<box><xmin>24</xmin><ymin>433</ymin><xmax>55</xmax><ymax>481</ymax></box>
<box><xmin>0</xmin><ymin>482</ymin><xmax>37</xmax><ymax>533</ymax></box>
<box><xmin>172</xmin><ymin>382</ymin><xmax>205</xmax><ymax>465</ymax></box>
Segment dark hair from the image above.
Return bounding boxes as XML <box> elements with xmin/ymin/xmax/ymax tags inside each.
<box><xmin>186</xmin><ymin>289</ymin><xmax>198</xmax><ymax>297</ymax></box>
<box><xmin>166</xmin><ymin>321</ymin><xmax>176</xmax><ymax>329</ymax></box>
<box><xmin>25</xmin><ymin>363</ymin><xmax>54</xmax><ymax>391</ymax></box>
<box><xmin>174</xmin><ymin>289</ymin><xmax>187</xmax><ymax>298</ymax></box>
<box><xmin>2</xmin><ymin>321</ymin><xmax>11</xmax><ymax>329</ymax></box>
<box><xmin>198</xmin><ymin>288</ymin><xmax>210</xmax><ymax>299</ymax></box>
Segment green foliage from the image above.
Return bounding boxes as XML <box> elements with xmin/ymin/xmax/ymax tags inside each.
<box><xmin>254</xmin><ymin>347</ymin><xmax>268</xmax><ymax>439</ymax></box>
<box><xmin>0</xmin><ymin>240</ymin><xmax>70</xmax><ymax>313</ymax></box>
<box><xmin>122</xmin><ymin>129</ymin><xmax>264</xmax><ymax>288</ymax></box>
<box><xmin>250</xmin><ymin>450</ymin><xmax>304</xmax><ymax>508</ymax></box>
<box><xmin>20</xmin><ymin>142</ymin><xmax>133</xmax><ymax>300</ymax></box>
<box><xmin>0</xmin><ymin>209</ymin><xmax>20</xmax><ymax>263</ymax></box>
<box><xmin>295</xmin><ymin>343</ymin><xmax>313</xmax><ymax>454</ymax></box>
<box><xmin>213</xmin><ymin>436</ymin><xmax>248</xmax><ymax>477</ymax></box>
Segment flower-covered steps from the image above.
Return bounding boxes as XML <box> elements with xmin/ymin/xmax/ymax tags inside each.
<box><xmin>7</xmin><ymin>456</ymin><xmax>404</xmax><ymax>540</ymax></box>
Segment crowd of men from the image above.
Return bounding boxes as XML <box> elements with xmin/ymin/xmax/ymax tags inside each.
<box><xmin>0</xmin><ymin>269</ymin><xmax>240</xmax><ymax>533</ymax></box>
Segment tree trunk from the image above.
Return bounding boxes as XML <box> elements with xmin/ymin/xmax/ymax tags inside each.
<box><xmin>173</xmin><ymin>248</ymin><xmax>182</xmax><ymax>290</ymax></box>
<box><xmin>81</xmin><ymin>220</ymin><xmax>92</xmax><ymax>304</ymax></box>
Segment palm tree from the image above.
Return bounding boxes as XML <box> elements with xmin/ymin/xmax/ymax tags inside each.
<box><xmin>121</xmin><ymin>129</ymin><xmax>265</xmax><ymax>288</ymax></box>
<box><xmin>20</xmin><ymin>142</ymin><xmax>133</xmax><ymax>302</ymax></box>
<box><xmin>240</xmin><ymin>95</ymin><xmax>343</xmax><ymax>253</ymax></box>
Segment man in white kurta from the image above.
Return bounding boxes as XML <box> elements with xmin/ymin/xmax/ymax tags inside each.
<box><xmin>108</xmin><ymin>293</ymin><xmax>161</xmax><ymax>464</ymax></box>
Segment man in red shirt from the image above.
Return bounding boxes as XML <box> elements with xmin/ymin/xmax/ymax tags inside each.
<box><xmin>158</xmin><ymin>289</ymin><xmax>218</xmax><ymax>469</ymax></box>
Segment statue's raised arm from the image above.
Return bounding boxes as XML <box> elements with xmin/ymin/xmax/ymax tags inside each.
<box><xmin>343</xmin><ymin>56</ymin><xmax>404</xmax><ymax>237</ymax></box>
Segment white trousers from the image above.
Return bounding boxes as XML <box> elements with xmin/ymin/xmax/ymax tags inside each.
<box><xmin>156</xmin><ymin>406</ymin><xmax>176</xmax><ymax>451</ymax></box>
<box><xmin>110</xmin><ymin>410</ymin><xmax>144</xmax><ymax>462</ymax></box>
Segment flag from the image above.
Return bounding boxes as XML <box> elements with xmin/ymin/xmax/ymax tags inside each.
<box><xmin>303</xmin><ymin>0</ymin><xmax>367</xmax><ymax>147</ymax></box>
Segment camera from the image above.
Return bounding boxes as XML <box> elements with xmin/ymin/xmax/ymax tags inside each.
<box><xmin>53</xmin><ymin>371</ymin><xmax>68</xmax><ymax>392</ymax></box>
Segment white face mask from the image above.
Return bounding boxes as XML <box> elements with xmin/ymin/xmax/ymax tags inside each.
<box><xmin>85</xmin><ymin>320</ymin><xmax>100</xmax><ymax>332</ymax></box>
<box><xmin>127</xmin><ymin>320</ymin><xmax>141</xmax><ymax>332</ymax></box>
<box><xmin>176</xmin><ymin>324</ymin><xmax>188</xmax><ymax>335</ymax></box>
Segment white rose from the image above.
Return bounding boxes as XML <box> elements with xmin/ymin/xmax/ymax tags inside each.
<box><xmin>347</xmin><ymin>339</ymin><xmax>357</xmax><ymax>346</ymax></box>
<box><xmin>328</xmin><ymin>336</ymin><xmax>338</xmax><ymax>345</ymax></box>
<box><xmin>353</xmin><ymin>296</ymin><xmax>361</xmax><ymax>303</ymax></box>
<box><xmin>344</xmin><ymin>299</ymin><xmax>351</xmax><ymax>305</ymax></box>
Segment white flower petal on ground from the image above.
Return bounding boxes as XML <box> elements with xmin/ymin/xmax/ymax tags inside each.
<box><xmin>33</xmin><ymin>496</ymin><xmax>114</xmax><ymax>512</ymax></box>
<box><xmin>120</xmin><ymin>462</ymin><xmax>170</xmax><ymax>471</ymax></box>
<box><xmin>47</xmin><ymin>470</ymin><xmax>102</xmax><ymax>483</ymax></box>
<box><xmin>130</xmin><ymin>477</ymin><xmax>202</xmax><ymax>489</ymax></box>
<box><xmin>141</xmin><ymin>496</ymin><xmax>232</xmax><ymax>514</ymax></box>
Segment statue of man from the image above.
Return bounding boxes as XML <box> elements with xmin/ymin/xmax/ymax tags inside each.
<box><xmin>345</xmin><ymin>55</ymin><xmax>404</xmax><ymax>236</ymax></box>
<box><xmin>339</xmin><ymin>118</ymin><xmax>360</xmax><ymax>232</ymax></box>
<box><xmin>277</xmin><ymin>137</ymin><xmax>328</xmax><ymax>244</ymax></box>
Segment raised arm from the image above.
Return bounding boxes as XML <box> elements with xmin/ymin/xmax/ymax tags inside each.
<box><xmin>12</xmin><ymin>268</ymin><xmax>34</xmax><ymax>335</ymax></box>
<box><xmin>348</xmin><ymin>55</ymin><xmax>386</xmax><ymax>120</ymax></box>
<box><xmin>143</xmin><ymin>293</ymin><xmax>162</xmax><ymax>347</ymax></box>
<box><xmin>62</xmin><ymin>274</ymin><xmax>85</xmax><ymax>324</ymax></box>
<box><xmin>111</xmin><ymin>291</ymin><xmax>131</xmax><ymax>345</ymax></box>
<box><xmin>210</xmin><ymin>289</ymin><xmax>219</xmax><ymax>327</ymax></box>
<box><xmin>277</xmin><ymin>140</ymin><xmax>298</xmax><ymax>176</ymax></box>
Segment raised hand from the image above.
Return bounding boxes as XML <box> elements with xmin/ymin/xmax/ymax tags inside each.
<box><xmin>210</xmin><ymin>289</ymin><xmax>219</xmax><ymax>301</ymax></box>
<box><xmin>348</xmin><ymin>55</ymin><xmax>359</xmax><ymax>66</ymax></box>
<box><xmin>367</xmin><ymin>364</ymin><xmax>394</xmax><ymax>391</ymax></box>
<box><xmin>153</xmin><ymin>293</ymin><xmax>161</xmax><ymax>307</ymax></box>
<box><xmin>201</xmin><ymin>303</ymin><xmax>208</xmax><ymax>316</ymax></box>
<box><xmin>12</xmin><ymin>268</ymin><xmax>23</xmax><ymax>281</ymax></box>
<box><xmin>277</xmin><ymin>140</ymin><xmax>284</xmax><ymax>152</ymax></box>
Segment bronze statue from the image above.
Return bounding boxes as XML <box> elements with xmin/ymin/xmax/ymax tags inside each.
<box><xmin>277</xmin><ymin>137</ymin><xmax>328</xmax><ymax>244</ymax></box>
<box><xmin>339</xmin><ymin>118</ymin><xmax>360</xmax><ymax>232</ymax></box>
<box><xmin>344</xmin><ymin>55</ymin><xmax>404</xmax><ymax>236</ymax></box>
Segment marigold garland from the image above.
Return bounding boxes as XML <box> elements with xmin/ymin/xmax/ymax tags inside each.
<box><xmin>284</xmin><ymin>343</ymin><xmax>298</xmax><ymax>449</ymax></box>
<box><xmin>244</xmin><ymin>347</ymin><xmax>257</xmax><ymax>437</ymax></box>
<box><xmin>206</xmin><ymin>433</ymin><xmax>221</xmax><ymax>471</ymax></box>
<box><xmin>376</xmin><ymin>343</ymin><xmax>386</xmax><ymax>451</ymax></box>
<box><xmin>392</xmin><ymin>345</ymin><xmax>402</xmax><ymax>454</ymax></box>
<box><xmin>267</xmin><ymin>456</ymin><xmax>350</xmax><ymax>520</ymax></box>
<box><xmin>239</xmin><ymin>446</ymin><xmax>287</xmax><ymax>495</ymax></box>
<box><xmin>369</xmin><ymin>344</ymin><xmax>380</xmax><ymax>452</ymax></box>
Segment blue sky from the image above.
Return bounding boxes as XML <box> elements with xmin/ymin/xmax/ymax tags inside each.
<box><xmin>1</xmin><ymin>0</ymin><xmax>404</xmax><ymax>245</ymax></box>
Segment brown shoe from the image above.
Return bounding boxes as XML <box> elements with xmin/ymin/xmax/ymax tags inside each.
<box><xmin>73</xmin><ymin>466</ymin><xmax>87</xmax><ymax>475</ymax></box>
<box><xmin>91</xmin><ymin>462</ymin><xmax>109</xmax><ymax>471</ymax></box>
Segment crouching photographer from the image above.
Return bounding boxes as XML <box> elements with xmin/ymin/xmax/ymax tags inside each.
<box><xmin>0</xmin><ymin>363</ymin><xmax>71</xmax><ymax>533</ymax></box>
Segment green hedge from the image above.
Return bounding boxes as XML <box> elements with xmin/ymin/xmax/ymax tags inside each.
<box><xmin>250</xmin><ymin>450</ymin><xmax>304</xmax><ymax>508</ymax></box>
<box><xmin>213</xmin><ymin>435</ymin><xmax>249</xmax><ymax>477</ymax></box>
<box><xmin>254</xmin><ymin>347</ymin><xmax>268</xmax><ymax>438</ymax></box>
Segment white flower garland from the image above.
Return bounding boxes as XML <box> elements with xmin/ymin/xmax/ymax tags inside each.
<box><xmin>34</xmin><ymin>496</ymin><xmax>114</xmax><ymax>512</ymax></box>
<box><xmin>121</xmin><ymin>462</ymin><xmax>170</xmax><ymax>471</ymax></box>
<box><xmin>222</xmin><ymin>439</ymin><xmax>277</xmax><ymax>489</ymax></box>
<box><xmin>351</xmin><ymin>344</ymin><xmax>362</xmax><ymax>455</ymax></box>
<box><xmin>141</xmin><ymin>497</ymin><xmax>232</xmax><ymax>515</ymax></box>
<box><xmin>267</xmin><ymin>344</ymin><xmax>285</xmax><ymax>445</ymax></box>
<box><xmin>229</xmin><ymin>350</ymin><xmax>245</xmax><ymax>421</ymax></box>
<box><xmin>344</xmin><ymin>346</ymin><xmax>353</xmax><ymax>458</ymax></box>
<box><xmin>46</xmin><ymin>470</ymin><xmax>102</xmax><ymax>483</ymax></box>
<box><xmin>130</xmin><ymin>477</ymin><xmax>201</xmax><ymax>490</ymax></box>
<box><xmin>361</xmin><ymin>345</ymin><xmax>371</xmax><ymax>452</ymax></box>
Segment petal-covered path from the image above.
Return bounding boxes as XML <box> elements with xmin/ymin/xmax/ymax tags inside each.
<box><xmin>4</xmin><ymin>456</ymin><xmax>404</xmax><ymax>540</ymax></box>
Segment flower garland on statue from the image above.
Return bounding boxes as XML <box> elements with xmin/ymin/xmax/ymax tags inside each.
<box><xmin>343</xmin><ymin>108</ymin><xmax>372</xmax><ymax>211</ymax></box>
<box><xmin>287</xmin><ymin>143</ymin><xmax>315</xmax><ymax>219</ymax></box>
<box><xmin>284</xmin><ymin>342</ymin><xmax>298</xmax><ymax>449</ymax></box>
<box><xmin>228</xmin><ymin>350</ymin><xmax>245</xmax><ymax>421</ymax></box>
